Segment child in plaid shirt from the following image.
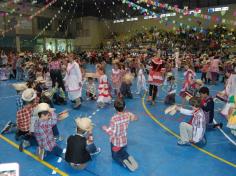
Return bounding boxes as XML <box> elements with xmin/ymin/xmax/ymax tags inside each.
<box><xmin>34</xmin><ymin>103</ymin><xmax>63</xmax><ymax>160</ymax></box>
<box><xmin>102</xmin><ymin>98</ymin><xmax>138</xmax><ymax>172</ymax></box>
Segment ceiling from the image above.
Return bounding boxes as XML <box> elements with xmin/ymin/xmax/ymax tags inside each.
<box><xmin>0</xmin><ymin>0</ymin><xmax>235</xmax><ymax>19</ymax></box>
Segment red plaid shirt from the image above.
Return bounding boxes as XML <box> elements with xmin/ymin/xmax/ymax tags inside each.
<box><xmin>34</xmin><ymin>113</ymin><xmax>57</xmax><ymax>151</ymax></box>
<box><xmin>105</xmin><ymin>112</ymin><xmax>137</xmax><ymax>147</ymax></box>
<box><xmin>16</xmin><ymin>103</ymin><xmax>37</xmax><ymax>132</ymax></box>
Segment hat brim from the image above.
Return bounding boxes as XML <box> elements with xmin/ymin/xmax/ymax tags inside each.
<box><xmin>22</xmin><ymin>92</ymin><xmax>37</xmax><ymax>102</ymax></box>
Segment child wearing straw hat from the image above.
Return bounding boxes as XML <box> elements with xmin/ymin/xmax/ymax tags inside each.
<box><xmin>65</xmin><ymin>117</ymin><xmax>101</xmax><ymax>170</ymax></box>
<box><xmin>34</xmin><ymin>103</ymin><xmax>63</xmax><ymax>160</ymax></box>
<box><xmin>120</xmin><ymin>73</ymin><xmax>134</xmax><ymax>99</ymax></box>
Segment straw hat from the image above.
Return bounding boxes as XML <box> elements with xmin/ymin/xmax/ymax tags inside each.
<box><xmin>166</xmin><ymin>72</ymin><xmax>173</xmax><ymax>78</ymax></box>
<box><xmin>152</xmin><ymin>57</ymin><xmax>163</xmax><ymax>65</ymax></box>
<box><xmin>123</xmin><ymin>73</ymin><xmax>134</xmax><ymax>83</ymax></box>
<box><xmin>58</xmin><ymin>110</ymin><xmax>69</xmax><ymax>120</ymax></box>
<box><xmin>22</xmin><ymin>88</ymin><xmax>37</xmax><ymax>102</ymax></box>
<box><xmin>19</xmin><ymin>52</ymin><xmax>24</xmax><ymax>57</ymax></box>
<box><xmin>35</xmin><ymin>76</ymin><xmax>46</xmax><ymax>83</ymax></box>
<box><xmin>165</xmin><ymin>105</ymin><xmax>177</xmax><ymax>116</ymax></box>
<box><xmin>75</xmin><ymin>117</ymin><xmax>94</xmax><ymax>132</ymax></box>
<box><xmin>12</xmin><ymin>83</ymin><xmax>27</xmax><ymax>91</ymax></box>
<box><xmin>195</xmin><ymin>79</ymin><xmax>204</xmax><ymax>86</ymax></box>
<box><xmin>35</xmin><ymin>103</ymin><xmax>54</xmax><ymax>114</ymax></box>
<box><xmin>112</xmin><ymin>59</ymin><xmax>120</xmax><ymax>65</ymax></box>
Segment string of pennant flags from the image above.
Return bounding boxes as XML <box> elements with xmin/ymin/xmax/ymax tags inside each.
<box><xmin>123</xmin><ymin>0</ymin><xmax>236</xmax><ymax>26</ymax></box>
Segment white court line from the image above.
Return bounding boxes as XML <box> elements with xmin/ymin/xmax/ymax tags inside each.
<box><xmin>213</xmin><ymin>119</ymin><xmax>236</xmax><ymax>146</ymax></box>
<box><xmin>52</xmin><ymin>148</ymin><xmax>66</xmax><ymax>174</ymax></box>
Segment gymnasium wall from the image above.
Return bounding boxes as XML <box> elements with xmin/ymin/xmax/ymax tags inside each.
<box><xmin>110</xmin><ymin>4</ymin><xmax>236</xmax><ymax>38</ymax></box>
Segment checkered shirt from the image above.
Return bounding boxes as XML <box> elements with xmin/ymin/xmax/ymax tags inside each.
<box><xmin>34</xmin><ymin>114</ymin><xmax>57</xmax><ymax>151</ymax></box>
<box><xmin>105</xmin><ymin>112</ymin><xmax>136</xmax><ymax>147</ymax></box>
<box><xmin>16</xmin><ymin>94</ymin><xmax>24</xmax><ymax>111</ymax></box>
<box><xmin>16</xmin><ymin>104</ymin><xmax>37</xmax><ymax>132</ymax></box>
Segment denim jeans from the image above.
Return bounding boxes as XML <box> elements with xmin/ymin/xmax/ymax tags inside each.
<box><xmin>86</xmin><ymin>143</ymin><xmax>97</xmax><ymax>154</ymax></box>
<box><xmin>111</xmin><ymin>143</ymin><xmax>129</xmax><ymax>166</ymax></box>
<box><xmin>50</xmin><ymin>145</ymin><xmax>63</xmax><ymax>157</ymax></box>
<box><xmin>52</xmin><ymin>125</ymin><xmax>59</xmax><ymax>137</ymax></box>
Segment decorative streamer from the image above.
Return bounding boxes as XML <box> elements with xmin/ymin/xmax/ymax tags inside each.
<box><xmin>34</xmin><ymin>0</ymin><xmax>69</xmax><ymax>40</ymax></box>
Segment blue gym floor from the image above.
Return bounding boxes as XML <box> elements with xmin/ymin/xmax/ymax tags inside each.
<box><xmin>0</xmin><ymin>65</ymin><xmax>236</xmax><ymax>176</ymax></box>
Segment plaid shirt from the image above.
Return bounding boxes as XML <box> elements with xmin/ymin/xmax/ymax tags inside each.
<box><xmin>49</xmin><ymin>60</ymin><xmax>61</xmax><ymax>71</ymax></box>
<box><xmin>16</xmin><ymin>93</ymin><xmax>24</xmax><ymax>111</ymax></box>
<box><xmin>34</xmin><ymin>113</ymin><xmax>57</xmax><ymax>151</ymax></box>
<box><xmin>105</xmin><ymin>112</ymin><xmax>137</xmax><ymax>147</ymax></box>
<box><xmin>16</xmin><ymin>103</ymin><xmax>37</xmax><ymax>132</ymax></box>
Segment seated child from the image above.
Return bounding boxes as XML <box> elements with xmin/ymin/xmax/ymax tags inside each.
<box><xmin>102</xmin><ymin>98</ymin><xmax>138</xmax><ymax>172</ymax></box>
<box><xmin>86</xmin><ymin>77</ymin><xmax>97</xmax><ymax>100</ymax></box>
<box><xmin>120</xmin><ymin>73</ymin><xmax>134</xmax><ymax>99</ymax></box>
<box><xmin>164</xmin><ymin>74</ymin><xmax>177</xmax><ymax>105</ymax></box>
<box><xmin>34</xmin><ymin>103</ymin><xmax>63</xmax><ymax>160</ymax></box>
<box><xmin>176</xmin><ymin>97</ymin><xmax>207</xmax><ymax>146</ymax></box>
<box><xmin>65</xmin><ymin>117</ymin><xmax>101</xmax><ymax>170</ymax></box>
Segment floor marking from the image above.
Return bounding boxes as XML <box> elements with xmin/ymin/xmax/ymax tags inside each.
<box><xmin>213</xmin><ymin>119</ymin><xmax>236</xmax><ymax>146</ymax></box>
<box><xmin>0</xmin><ymin>134</ymin><xmax>68</xmax><ymax>176</ymax></box>
<box><xmin>142</xmin><ymin>94</ymin><xmax>236</xmax><ymax>168</ymax></box>
<box><xmin>52</xmin><ymin>148</ymin><xmax>67</xmax><ymax>174</ymax></box>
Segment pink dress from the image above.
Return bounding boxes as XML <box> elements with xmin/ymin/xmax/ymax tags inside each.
<box><xmin>97</xmin><ymin>74</ymin><xmax>112</xmax><ymax>103</ymax></box>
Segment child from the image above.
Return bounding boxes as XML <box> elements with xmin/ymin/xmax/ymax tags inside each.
<box><xmin>102</xmin><ymin>98</ymin><xmax>138</xmax><ymax>172</ymax></box>
<box><xmin>136</xmin><ymin>63</ymin><xmax>147</xmax><ymax>95</ymax></box>
<box><xmin>201</xmin><ymin>60</ymin><xmax>210</xmax><ymax>84</ymax></box>
<box><xmin>65</xmin><ymin>117</ymin><xmax>101</xmax><ymax>170</ymax></box>
<box><xmin>176</xmin><ymin>97</ymin><xmax>206</xmax><ymax>145</ymax></box>
<box><xmin>97</xmin><ymin>66</ymin><xmax>112</xmax><ymax>108</ymax></box>
<box><xmin>86</xmin><ymin>77</ymin><xmax>97</xmax><ymax>100</ymax></box>
<box><xmin>164</xmin><ymin>74</ymin><xmax>177</xmax><ymax>105</ymax></box>
<box><xmin>34</xmin><ymin>103</ymin><xmax>63</xmax><ymax>160</ymax></box>
<box><xmin>120</xmin><ymin>73</ymin><xmax>134</xmax><ymax>99</ymax></box>
<box><xmin>111</xmin><ymin>62</ymin><xmax>121</xmax><ymax>96</ymax></box>
<box><xmin>227</xmin><ymin>95</ymin><xmax>236</xmax><ymax>136</ymax></box>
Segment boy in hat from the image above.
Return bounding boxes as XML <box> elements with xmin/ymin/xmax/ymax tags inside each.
<box><xmin>65</xmin><ymin>117</ymin><xmax>101</xmax><ymax>169</ymax></box>
<box><xmin>16</xmin><ymin>88</ymin><xmax>39</xmax><ymax>151</ymax></box>
<box><xmin>102</xmin><ymin>98</ymin><xmax>138</xmax><ymax>172</ymax></box>
<box><xmin>34</xmin><ymin>103</ymin><xmax>63</xmax><ymax>160</ymax></box>
<box><xmin>176</xmin><ymin>97</ymin><xmax>207</xmax><ymax>145</ymax></box>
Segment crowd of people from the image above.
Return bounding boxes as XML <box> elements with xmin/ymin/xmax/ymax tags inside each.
<box><xmin>0</xmin><ymin>25</ymin><xmax>236</xmax><ymax>172</ymax></box>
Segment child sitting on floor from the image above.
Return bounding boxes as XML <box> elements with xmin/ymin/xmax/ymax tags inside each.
<box><xmin>164</xmin><ymin>74</ymin><xmax>177</xmax><ymax>105</ymax></box>
<box><xmin>86</xmin><ymin>77</ymin><xmax>97</xmax><ymax>100</ymax></box>
<box><xmin>102</xmin><ymin>98</ymin><xmax>138</xmax><ymax>172</ymax></box>
<box><xmin>65</xmin><ymin>117</ymin><xmax>101</xmax><ymax>170</ymax></box>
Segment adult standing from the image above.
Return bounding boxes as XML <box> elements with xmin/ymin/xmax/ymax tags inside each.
<box><xmin>49</xmin><ymin>55</ymin><xmax>65</xmax><ymax>91</ymax></box>
<box><xmin>64</xmin><ymin>53</ymin><xmax>82</xmax><ymax>108</ymax></box>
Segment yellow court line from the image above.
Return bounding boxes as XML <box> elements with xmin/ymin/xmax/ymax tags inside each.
<box><xmin>141</xmin><ymin>94</ymin><xmax>236</xmax><ymax>169</ymax></box>
<box><xmin>0</xmin><ymin>134</ymin><xmax>68</xmax><ymax>176</ymax></box>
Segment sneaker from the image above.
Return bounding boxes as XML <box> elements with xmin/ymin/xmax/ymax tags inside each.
<box><xmin>123</xmin><ymin>158</ymin><xmax>138</xmax><ymax>172</ymax></box>
<box><xmin>37</xmin><ymin>147</ymin><xmax>45</xmax><ymax>160</ymax></box>
<box><xmin>90</xmin><ymin>147</ymin><xmax>101</xmax><ymax>156</ymax></box>
<box><xmin>1</xmin><ymin>121</ymin><xmax>12</xmax><ymax>134</ymax></box>
<box><xmin>128</xmin><ymin>156</ymin><xmax>138</xmax><ymax>169</ymax></box>
<box><xmin>54</xmin><ymin>136</ymin><xmax>64</xmax><ymax>142</ymax></box>
<box><xmin>19</xmin><ymin>140</ymin><xmax>30</xmax><ymax>152</ymax></box>
<box><xmin>177</xmin><ymin>140</ymin><xmax>190</xmax><ymax>146</ymax></box>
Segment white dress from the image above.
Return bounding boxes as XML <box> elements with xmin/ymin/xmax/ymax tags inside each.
<box><xmin>137</xmin><ymin>68</ymin><xmax>147</xmax><ymax>93</ymax></box>
<box><xmin>97</xmin><ymin>74</ymin><xmax>111</xmax><ymax>103</ymax></box>
<box><xmin>64</xmin><ymin>61</ymin><xmax>82</xmax><ymax>101</ymax></box>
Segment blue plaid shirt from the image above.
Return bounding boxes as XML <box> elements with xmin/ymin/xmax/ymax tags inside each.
<box><xmin>16</xmin><ymin>93</ymin><xmax>24</xmax><ymax>111</ymax></box>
